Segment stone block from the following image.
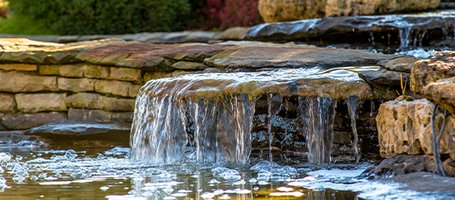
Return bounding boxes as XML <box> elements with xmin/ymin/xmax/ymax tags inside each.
<box><xmin>0</xmin><ymin>71</ymin><xmax>57</xmax><ymax>92</ymax></box>
<box><xmin>0</xmin><ymin>64</ymin><xmax>37</xmax><ymax>72</ymax></box>
<box><xmin>376</xmin><ymin>99</ymin><xmax>455</xmax><ymax>158</ymax></box>
<box><xmin>66</xmin><ymin>93</ymin><xmax>135</xmax><ymax>112</ymax></box>
<box><xmin>58</xmin><ymin>77</ymin><xmax>95</xmax><ymax>92</ymax></box>
<box><xmin>68</xmin><ymin>108</ymin><xmax>133</xmax><ymax>123</ymax></box>
<box><xmin>1</xmin><ymin>112</ymin><xmax>67</xmax><ymax>130</ymax></box>
<box><xmin>39</xmin><ymin>65</ymin><xmax>83</xmax><ymax>77</ymax></box>
<box><xmin>170</xmin><ymin>61</ymin><xmax>208</xmax><ymax>70</ymax></box>
<box><xmin>16</xmin><ymin>93</ymin><xmax>67</xmax><ymax>113</ymax></box>
<box><xmin>0</xmin><ymin>93</ymin><xmax>16</xmax><ymax>112</ymax></box>
<box><xmin>94</xmin><ymin>80</ymin><xmax>131</xmax><ymax>97</ymax></box>
<box><xmin>110</xmin><ymin>67</ymin><xmax>142</xmax><ymax>82</ymax></box>
<box><xmin>411</xmin><ymin>51</ymin><xmax>455</xmax><ymax>94</ymax></box>
<box><xmin>82</xmin><ymin>64</ymin><xmax>109</xmax><ymax>79</ymax></box>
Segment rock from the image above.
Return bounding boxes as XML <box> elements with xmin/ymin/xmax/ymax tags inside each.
<box><xmin>0</xmin><ymin>64</ymin><xmax>37</xmax><ymax>72</ymax></box>
<box><xmin>94</xmin><ymin>80</ymin><xmax>133</xmax><ymax>97</ymax></box>
<box><xmin>66</xmin><ymin>93</ymin><xmax>135</xmax><ymax>112</ymax></box>
<box><xmin>376</xmin><ymin>99</ymin><xmax>455</xmax><ymax>158</ymax></box>
<box><xmin>170</xmin><ymin>61</ymin><xmax>209</xmax><ymax>70</ymax></box>
<box><xmin>422</xmin><ymin>77</ymin><xmax>455</xmax><ymax>114</ymax></box>
<box><xmin>82</xmin><ymin>64</ymin><xmax>109</xmax><ymax>79</ymax></box>
<box><xmin>1</xmin><ymin>112</ymin><xmax>67</xmax><ymax>130</ymax></box>
<box><xmin>217</xmin><ymin>27</ymin><xmax>249</xmax><ymax>40</ymax></box>
<box><xmin>68</xmin><ymin>108</ymin><xmax>133</xmax><ymax>123</ymax></box>
<box><xmin>357</xmin><ymin>68</ymin><xmax>410</xmax><ymax>87</ymax></box>
<box><xmin>109</xmin><ymin>67</ymin><xmax>142</xmax><ymax>83</ymax></box>
<box><xmin>0</xmin><ymin>93</ymin><xmax>16</xmax><ymax>112</ymax></box>
<box><xmin>246</xmin><ymin>13</ymin><xmax>454</xmax><ymax>45</ymax></box>
<box><xmin>76</xmin><ymin>42</ymin><xmax>234</xmax><ymax>69</ymax></box>
<box><xmin>378</xmin><ymin>57</ymin><xmax>418</xmax><ymax>73</ymax></box>
<box><xmin>24</xmin><ymin>121</ymin><xmax>130</xmax><ymax>148</ymax></box>
<box><xmin>411</xmin><ymin>51</ymin><xmax>455</xmax><ymax>94</ymax></box>
<box><xmin>204</xmin><ymin>46</ymin><xmax>399</xmax><ymax>70</ymax></box>
<box><xmin>388</xmin><ymin>172</ymin><xmax>455</xmax><ymax>192</ymax></box>
<box><xmin>0</xmin><ymin>38</ymin><xmax>122</xmax><ymax>64</ymax></box>
<box><xmin>258</xmin><ymin>0</ymin><xmax>440</xmax><ymax>22</ymax></box>
<box><xmin>25</xmin><ymin>121</ymin><xmax>130</xmax><ymax>136</ymax></box>
<box><xmin>374</xmin><ymin>155</ymin><xmax>434</xmax><ymax>176</ymax></box>
<box><xmin>15</xmin><ymin>93</ymin><xmax>67</xmax><ymax>113</ymax></box>
<box><xmin>58</xmin><ymin>77</ymin><xmax>96</xmax><ymax>92</ymax></box>
<box><xmin>0</xmin><ymin>71</ymin><xmax>57</xmax><ymax>92</ymax></box>
<box><xmin>39</xmin><ymin>65</ymin><xmax>83</xmax><ymax>77</ymax></box>
<box><xmin>141</xmin><ymin>66</ymin><xmax>374</xmax><ymax>101</ymax></box>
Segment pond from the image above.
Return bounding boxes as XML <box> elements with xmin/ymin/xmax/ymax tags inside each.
<box><xmin>0</xmin><ymin>141</ymin><xmax>448</xmax><ymax>200</ymax></box>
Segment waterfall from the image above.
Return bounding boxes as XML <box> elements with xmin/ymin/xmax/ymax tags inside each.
<box><xmin>398</xmin><ymin>26</ymin><xmax>412</xmax><ymax>49</ymax></box>
<box><xmin>299</xmin><ymin>97</ymin><xmax>337</xmax><ymax>164</ymax></box>
<box><xmin>347</xmin><ymin>96</ymin><xmax>360</xmax><ymax>163</ymax></box>
<box><xmin>267</xmin><ymin>94</ymin><xmax>283</xmax><ymax>163</ymax></box>
<box><xmin>130</xmin><ymin>79</ymin><xmax>256</xmax><ymax>164</ymax></box>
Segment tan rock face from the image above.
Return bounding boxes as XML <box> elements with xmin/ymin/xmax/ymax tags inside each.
<box><xmin>376</xmin><ymin>99</ymin><xmax>455</xmax><ymax>158</ymax></box>
<box><xmin>66</xmin><ymin>93</ymin><xmax>135</xmax><ymax>112</ymax></box>
<box><xmin>94</xmin><ymin>80</ymin><xmax>132</xmax><ymax>97</ymax></box>
<box><xmin>109</xmin><ymin>67</ymin><xmax>142</xmax><ymax>83</ymax></box>
<box><xmin>423</xmin><ymin>77</ymin><xmax>455</xmax><ymax>114</ymax></box>
<box><xmin>258</xmin><ymin>0</ymin><xmax>440</xmax><ymax>22</ymax></box>
<box><xmin>411</xmin><ymin>51</ymin><xmax>455</xmax><ymax>94</ymax></box>
<box><xmin>15</xmin><ymin>93</ymin><xmax>67</xmax><ymax>113</ymax></box>
<box><xmin>0</xmin><ymin>93</ymin><xmax>16</xmax><ymax>112</ymax></box>
<box><xmin>68</xmin><ymin>108</ymin><xmax>133</xmax><ymax>123</ymax></box>
<box><xmin>0</xmin><ymin>71</ymin><xmax>57</xmax><ymax>92</ymax></box>
<box><xmin>58</xmin><ymin>78</ymin><xmax>95</xmax><ymax>92</ymax></box>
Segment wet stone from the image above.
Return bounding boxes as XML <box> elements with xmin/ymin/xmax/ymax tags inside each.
<box><xmin>170</xmin><ymin>61</ymin><xmax>209</xmax><ymax>70</ymax></box>
<box><xmin>1</xmin><ymin>112</ymin><xmax>67</xmax><ymax>130</ymax></box>
<box><xmin>378</xmin><ymin>57</ymin><xmax>418</xmax><ymax>73</ymax></box>
<box><xmin>66</xmin><ymin>93</ymin><xmax>135</xmax><ymax>112</ymax></box>
<box><xmin>68</xmin><ymin>108</ymin><xmax>133</xmax><ymax>123</ymax></box>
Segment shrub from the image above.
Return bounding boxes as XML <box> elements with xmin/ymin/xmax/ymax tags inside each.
<box><xmin>196</xmin><ymin>0</ymin><xmax>262</xmax><ymax>30</ymax></box>
<box><xmin>7</xmin><ymin>0</ymin><xmax>191</xmax><ymax>35</ymax></box>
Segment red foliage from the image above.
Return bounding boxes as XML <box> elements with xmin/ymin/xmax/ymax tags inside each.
<box><xmin>199</xmin><ymin>0</ymin><xmax>262</xmax><ymax>30</ymax></box>
<box><xmin>0</xmin><ymin>9</ymin><xmax>8</xmax><ymax>19</ymax></box>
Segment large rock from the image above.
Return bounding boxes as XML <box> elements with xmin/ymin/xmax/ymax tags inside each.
<box><xmin>246</xmin><ymin>13</ymin><xmax>454</xmax><ymax>46</ymax></box>
<box><xmin>66</xmin><ymin>93</ymin><xmax>135</xmax><ymax>112</ymax></box>
<box><xmin>15</xmin><ymin>93</ymin><xmax>67</xmax><ymax>113</ymax></box>
<box><xmin>204</xmin><ymin>46</ymin><xmax>399</xmax><ymax>70</ymax></box>
<box><xmin>376</xmin><ymin>99</ymin><xmax>455</xmax><ymax>158</ymax></box>
<box><xmin>411</xmin><ymin>51</ymin><xmax>455</xmax><ymax>94</ymax></box>
<box><xmin>258</xmin><ymin>0</ymin><xmax>440</xmax><ymax>22</ymax></box>
<box><xmin>1</xmin><ymin>112</ymin><xmax>67</xmax><ymax>130</ymax></box>
<box><xmin>0</xmin><ymin>71</ymin><xmax>57</xmax><ymax>92</ymax></box>
<box><xmin>422</xmin><ymin>77</ymin><xmax>455</xmax><ymax>114</ymax></box>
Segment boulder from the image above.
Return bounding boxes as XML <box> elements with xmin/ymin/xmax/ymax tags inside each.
<box><xmin>376</xmin><ymin>99</ymin><xmax>455</xmax><ymax>158</ymax></box>
<box><xmin>411</xmin><ymin>51</ymin><xmax>455</xmax><ymax>94</ymax></box>
<box><xmin>422</xmin><ymin>77</ymin><xmax>455</xmax><ymax>114</ymax></box>
<box><xmin>258</xmin><ymin>0</ymin><xmax>440</xmax><ymax>22</ymax></box>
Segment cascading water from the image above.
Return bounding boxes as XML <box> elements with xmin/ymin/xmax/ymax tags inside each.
<box><xmin>298</xmin><ymin>97</ymin><xmax>337</xmax><ymax>164</ymax></box>
<box><xmin>130</xmin><ymin>67</ymin><xmax>370</xmax><ymax>164</ymax></box>
<box><xmin>347</xmin><ymin>96</ymin><xmax>360</xmax><ymax>163</ymax></box>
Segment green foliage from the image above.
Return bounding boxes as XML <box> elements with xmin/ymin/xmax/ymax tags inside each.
<box><xmin>7</xmin><ymin>0</ymin><xmax>191</xmax><ymax>35</ymax></box>
<box><xmin>0</xmin><ymin>14</ymin><xmax>55</xmax><ymax>35</ymax></box>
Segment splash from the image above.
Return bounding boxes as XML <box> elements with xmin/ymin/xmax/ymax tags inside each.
<box><xmin>347</xmin><ymin>96</ymin><xmax>360</xmax><ymax>163</ymax></box>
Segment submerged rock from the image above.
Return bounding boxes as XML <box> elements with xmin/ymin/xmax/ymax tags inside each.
<box><xmin>258</xmin><ymin>0</ymin><xmax>440</xmax><ymax>22</ymax></box>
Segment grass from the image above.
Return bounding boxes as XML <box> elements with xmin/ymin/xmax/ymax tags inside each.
<box><xmin>0</xmin><ymin>14</ymin><xmax>55</xmax><ymax>35</ymax></box>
